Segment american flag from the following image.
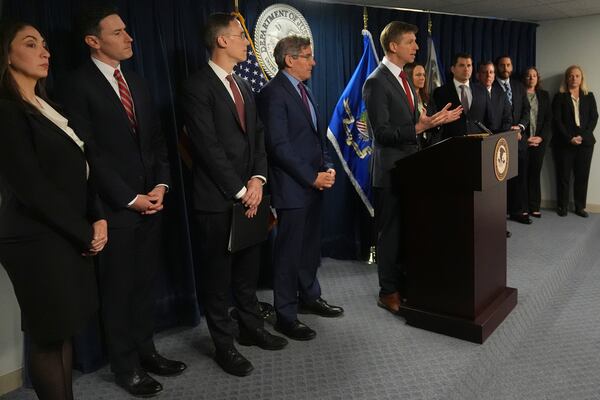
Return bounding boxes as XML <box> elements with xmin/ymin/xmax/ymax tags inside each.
<box><xmin>234</xmin><ymin>48</ymin><xmax>268</xmax><ymax>93</ymax></box>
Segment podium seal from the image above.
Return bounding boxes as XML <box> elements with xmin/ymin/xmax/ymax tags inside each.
<box><xmin>494</xmin><ymin>137</ymin><xmax>509</xmax><ymax>181</ymax></box>
<box><xmin>254</xmin><ymin>4</ymin><xmax>313</xmax><ymax>78</ymax></box>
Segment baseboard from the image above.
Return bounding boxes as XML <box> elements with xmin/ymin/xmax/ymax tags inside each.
<box><xmin>540</xmin><ymin>200</ymin><xmax>600</xmax><ymax>213</ymax></box>
<box><xmin>0</xmin><ymin>368</ymin><xmax>22</xmax><ymax>396</ymax></box>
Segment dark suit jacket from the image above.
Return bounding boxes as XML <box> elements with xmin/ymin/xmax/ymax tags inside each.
<box><xmin>488</xmin><ymin>85</ymin><xmax>512</xmax><ymax>133</ymax></box>
<box><xmin>0</xmin><ymin>99</ymin><xmax>102</xmax><ymax>250</ymax></box>
<box><xmin>493</xmin><ymin>78</ymin><xmax>531</xmax><ymax>150</ymax></box>
<box><xmin>528</xmin><ymin>89</ymin><xmax>552</xmax><ymax>142</ymax></box>
<box><xmin>552</xmin><ymin>91</ymin><xmax>598</xmax><ymax>147</ymax></box>
<box><xmin>433</xmin><ymin>80</ymin><xmax>493</xmax><ymax>139</ymax></box>
<box><xmin>181</xmin><ymin>65</ymin><xmax>267</xmax><ymax>212</ymax></box>
<box><xmin>57</xmin><ymin>60</ymin><xmax>170</xmax><ymax>228</ymax></box>
<box><xmin>362</xmin><ymin>63</ymin><xmax>419</xmax><ymax>188</ymax></box>
<box><xmin>257</xmin><ymin>71</ymin><xmax>333</xmax><ymax>209</ymax></box>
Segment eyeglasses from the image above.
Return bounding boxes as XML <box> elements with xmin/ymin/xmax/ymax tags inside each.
<box><xmin>292</xmin><ymin>53</ymin><xmax>314</xmax><ymax>61</ymax></box>
<box><xmin>226</xmin><ymin>31</ymin><xmax>247</xmax><ymax>40</ymax></box>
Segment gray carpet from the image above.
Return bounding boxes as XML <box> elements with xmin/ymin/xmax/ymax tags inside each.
<box><xmin>3</xmin><ymin>213</ymin><xmax>600</xmax><ymax>400</ymax></box>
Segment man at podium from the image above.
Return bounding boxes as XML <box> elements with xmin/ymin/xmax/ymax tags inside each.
<box><xmin>363</xmin><ymin>21</ymin><xmax>462</xmax><ymax>315</ymax></box>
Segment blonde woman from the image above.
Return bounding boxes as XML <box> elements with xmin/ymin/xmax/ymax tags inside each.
<box><xmin>552</xmin><ymin>65</ymin><xmax>598</xmax><ymax>217</ymax></box>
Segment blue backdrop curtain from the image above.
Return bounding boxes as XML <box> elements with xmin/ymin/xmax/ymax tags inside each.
<box><xmin>2</xmin><ymin>0</ymin><xmax>537</xmax><ymax>373</ymax></box>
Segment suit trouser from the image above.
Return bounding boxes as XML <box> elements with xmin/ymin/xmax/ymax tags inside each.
<box><xmin>273</xmin><ymin>195</ymin><xmax>322</xmax><ymax>326</ymax></box>
<box><xmin>508</xmin><ymin>146</ymin><xmax>529</xmax><ymax>215</ymax></box>
<box><xmin>97</xmin><ymin>215</ymin><xmax>161</xmax><ymax>374</ymax></box>
<box><xmin>194</xmin><ymin>211</ymin><xmax>262</xmax><ymax>351</ymax></box>
<box><xmin>374</xmin><ymin>187</ymin><xmax>403</xmax><ymax>296</ymax></box>
<box><xmin>553</xmin><ymin>144</ymin><xmax>594</xmax><ymax>211</ymax></box>
<box><xmin>527</xmin><ymin>144</ymin><xmax>547</xmax><ymax>213</ymax></box>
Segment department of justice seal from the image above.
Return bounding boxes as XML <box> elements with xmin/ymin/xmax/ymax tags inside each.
<box><xmin>254</xmin><ymin>4</ymin><xmax>314</xmax><ymax>77</ymax></box>
<box><xmin>494</xmin><ymin>137</ymin><xmax>509</xmax><ymax>181</ymax></box>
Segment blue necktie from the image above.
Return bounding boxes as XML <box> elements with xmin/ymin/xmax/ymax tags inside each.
<box><xmin>503</xmin><ymin>81</ymin><xmax>513</xmax><ymax>105</ymax></box>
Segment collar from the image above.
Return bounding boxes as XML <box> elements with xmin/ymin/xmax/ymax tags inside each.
<box><xmin>91</xmin><ymin>56</ymin><xmax>122</xmax><ymax>79</ymax></box>
<box><xmin>382</xmin><ymin>56</ymin><xmax>403</xmax><ymax>78</ymax></box>
<box><xmin>208</xmin><ymin>60</ymin><xmax>232</xmax><ymax>82</ymax></box>
<box><xmin>282</xmin><ymin>70</ymin><xmax>301</xmax><ymax>88</ymax></box>
<box><xmin>453</xmin><ymin>78</ymin><xmax>470</xmax><ymax>90</ymax></box>
<box><xmin>497</xmin><ymin>77</ymin><xmax>510</xmax><ymax>87</ymax></box>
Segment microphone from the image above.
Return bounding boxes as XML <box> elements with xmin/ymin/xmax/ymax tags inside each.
<box><xmin>474</xmin><ymin>120</ymin><xmax>493</xmax><ymax>135</ymax></box>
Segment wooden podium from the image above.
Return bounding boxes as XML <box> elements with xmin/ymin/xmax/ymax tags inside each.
<box><xmin>392</xmin><ymin>131</ymin><xmax>518</xmax><ymax>343</ymax></box>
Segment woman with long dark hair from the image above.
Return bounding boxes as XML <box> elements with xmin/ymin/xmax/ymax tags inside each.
<box><xmin>522</xmin><ymin>66</ymin><xmax>551</xmax><ymax>218</ymax></box>
<box><xmin>0</xmin><ymin>21</ymin><xmax>107</xmax><ymax>399</ymax></box>
<box><xmin>552</xmin><ymin>65</ymin><xmax>598</xmax><ymax>217</ymax></box>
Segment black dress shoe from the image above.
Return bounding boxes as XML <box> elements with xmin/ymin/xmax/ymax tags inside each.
<box><xmin>557</xmin><ymin>208</ymin><xmax>568</xmax><ymax>217</ymax></box>
<box><xmin>506</xmin><ymin>230</ymin><xmax>512</xmax><ymax>238</ymax></box>
<box><xmin>298</xmin><ymin>297</ymin><xmax>344</xmax><ymax>317</ymax></box>
<box><xmin>214</xmin><ymin>347</ymin><xmax>254</xmax><ymax>377</ymax></box>
<box><xmin>274</xmin><ymin>319</ymin><xmax>316</xmax><ymax>341</ymax></box>
<box><xmin>531</xmin><ymin>212</ymin><xmax>542</xmax><ymax>218</ymax></box>
<box><xmin>115</xmin><ymin>369</ymin><xmax>163</xmax><ymax>397</ymax></box>
<box><xmin>510</xmin><ymin>214</ymin><xmax>532</xmax><ymax>224</ymax></box>
<box><xmin>575</xmin><ymin>209</ymin><xmax>589</xmax><ymax>218</ymax></box>
<box><xmin>238</xmin><ymin>326</ymin><xmax>288</xmax><ymax>350</ymax></box>
<box><xmin>140</xmin><ymin>352</ymin><xmax>187</xmax><ymax>377</ymax></box>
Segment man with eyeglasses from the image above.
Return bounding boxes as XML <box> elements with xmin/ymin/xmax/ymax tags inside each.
<box><xmin>257</xmin><ymin>35</ymin><xmax>344</xmax><ymax>343</ymax></box>
<box><xmin>181</xmin><ymin>12</ymin><xmax>287</xmax><ymax>377</ymax></box>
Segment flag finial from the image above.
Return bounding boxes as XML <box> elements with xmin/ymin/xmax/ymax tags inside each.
<box><xmin>427</xmin><ymin>12</ymin><xmax>432</xmax><ymax>35</ymax></box>
<box><xmin>234</xmin><ymin>0</ymin><xmax>239</xmax><ymax>12</ymax></box>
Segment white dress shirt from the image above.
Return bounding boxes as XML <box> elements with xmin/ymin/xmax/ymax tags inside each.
<box><xmin>207</xmin><ymin>60</ymin><xmax>266</xmax><ymax>200</ymax></box>
<box><xmin>381</xmin><ymin>56</ymin><xmax>415</xmax><ymax>107</ymax></box>
<box><xmin>453</xmin><ymin>78</ymin><xmax>472</xmax><ymax>109</ymax></box>
<box><xmin>91</xmin><ymin>57</ymin><xmax>168</xmax><ymax>206</ymax></box>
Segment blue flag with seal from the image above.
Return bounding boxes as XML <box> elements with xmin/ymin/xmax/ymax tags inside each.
<box><xmin>326</xmin><ymin>30</ymin><xmax>379</xmax><ymax>217</ymax></box>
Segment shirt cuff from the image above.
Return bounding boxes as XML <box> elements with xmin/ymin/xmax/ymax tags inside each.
<box><xmin>127</xmin><ymin>195</ymin><xmax>138</xmax><ymax>207</ymax></box>
<box><xmin>235</xmin><ymin>186</ymin><xmax>247</xmax><ymax>199</ymax></box>
<box><xmin>155</xmin><ymin>183</ymin><xmax>169</xmax><ymax>192</ymax></box>
<box><xmin>518</xmin><ymin>124</ymin><xmax>525</xmax><ymax>132</ymax></box>
<box><xmin>251</xmin><ymin>175</ymin><xmax>267</xmax><ymax>185</ymax></box>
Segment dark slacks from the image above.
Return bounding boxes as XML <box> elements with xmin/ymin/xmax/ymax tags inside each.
<box><xmin>508</xmin><ymin>146</ymin><xmax>529</xmax><ymax>215</ymax></box>
<box><xmin>527</xmin><ymin>144</ymin><xmax>547</xmax><ymax>213</ymax></box>
<box><xmin>553</xmin><ymin>144</ymin><xmax>594</xmax><ymax>211</ymax></box>
<box><xmin>273</xmin><ymin>194</ymin><xmax>322</xmax><ymax>326</ymax></box>
<box><xmin>97</xmin><ymin>215</ymin><xmax>161</xmax><ymax>374</ymax></box>
<box><xmin>373</xmin><ymin>187</ymin><xmax>404</xmax><ymax>296</ymax></box>
<box><xmin>194</xmin><ymin>211</ymin><xmax>262</xmax><ymax>351</ymax></box>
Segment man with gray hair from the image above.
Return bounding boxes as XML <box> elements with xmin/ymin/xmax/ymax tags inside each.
<box><xmin>257</xmin><ymin>35</ymin><xmax>344</xmax><ymax>342</ymax></box>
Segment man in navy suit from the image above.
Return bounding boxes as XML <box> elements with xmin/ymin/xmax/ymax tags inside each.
<box><xmin>363</xmin><ymin>21</ymin><xmax>461</xmax><ymax>315</ymax></box>
<box><xmin>59</xmin><ymin>6</ymin><xmax>185</xmax><ymax>397</ymax></box>
<box><xmin>257</xmin><ymin>35</ymin><xmax>344</xmax><ymax>342</ymax></box>
<box><xmin>477</xmin><ymin>61</ymin><xmax>512</xmax><ymax>133</ymax></box>
<box><xmin>433</xmin><ymin>53</ymin><xmax>493</xmax><ymax>139</ymax></box>
<box><xmin>493</xmin><ymin>55</ymin><xmax>531</xmax><ymax>224</ymax></box>
<box><xmin>180</xmin><ymin>13</ymin><xmax>287</xmax><ymax>377</ymax></box>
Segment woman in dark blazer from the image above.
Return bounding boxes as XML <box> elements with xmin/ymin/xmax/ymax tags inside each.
<box><xmin>522</xmin><ymin>67</ymin><xmax>551</xmax><ymax>217</ymax></box>
<box><xmin>0</xmin><ymin>21</ymin><xmax>107</xmax><ymax>399</ymax></box>
<box><xmin>552</xmin><ymin>65</ymin><xmax>598</xmax><ymax>217</ymax></box>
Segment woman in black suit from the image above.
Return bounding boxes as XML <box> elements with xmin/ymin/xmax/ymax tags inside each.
<box><xmin>0</xmin><ymin>21</ymin><xmax>107</xmax><ymax>399</ymax></box>
<box><xmin>552</xmin><ymin>65</ymin><xmax>598</xmax><ymax>217</ymax></box>
<box><xmin>522</xmin><ymin>67</ymin><xmax>551</xmax><ymax>218</ymax></box>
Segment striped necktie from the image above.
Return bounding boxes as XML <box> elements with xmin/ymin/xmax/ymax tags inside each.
<box><xmin>113</xmin><ymin>69</ymin><xmax>137</xmax><ymax>132</ymax></box>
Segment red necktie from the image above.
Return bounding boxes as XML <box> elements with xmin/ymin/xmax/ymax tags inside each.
<box><xmin>399</xmin><ymin>70</ymin><xmax>415</xmax><ymax>113</ymax></box>
<box><xmin>113</xmin><ymin>69</ymin><xmax>137</xmax><ymax>132</ymax></box>
<box><xmin>226</xmin><ymin>75</ymin><xmax>246</xmax><ymax>132</ymax></box>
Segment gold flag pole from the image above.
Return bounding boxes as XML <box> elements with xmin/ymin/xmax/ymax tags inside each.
<box><xmin>234</xmin><ymin>0</ymin><xmax>239</xmax><ymax>12</ymax></box>
<box><xmin>362</xmin><ymin>6</ymin><xmax>377</xmax><ymax>266</ymax></box>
